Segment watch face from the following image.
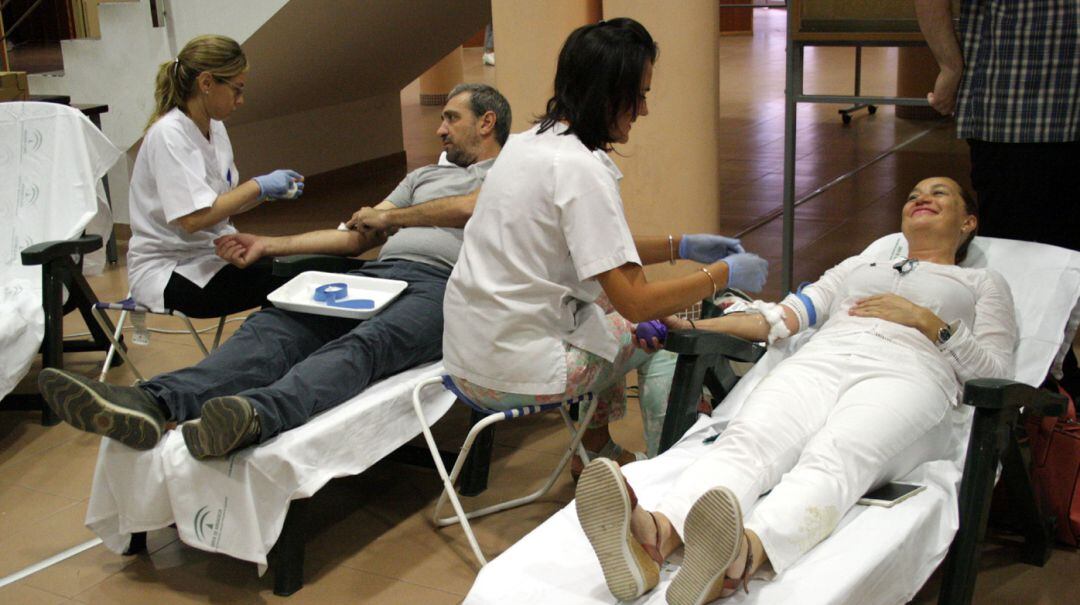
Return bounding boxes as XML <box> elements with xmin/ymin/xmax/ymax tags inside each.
<box><xmin>938</xmin><ymin>326</ymin><xmax>952</xmax><ymax>344</ymax></box>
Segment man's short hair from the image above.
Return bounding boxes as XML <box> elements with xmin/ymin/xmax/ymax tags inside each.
<box><xmin>448</xmin><ymin>83</ymin><xmax>512</xmax><ymax>147</ymax></box>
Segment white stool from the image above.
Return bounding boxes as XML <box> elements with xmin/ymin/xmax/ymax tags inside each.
<box><xmin>411</xmin><ymin>374</ymin><xmax>597</xmax><ymax>566</ymax></box>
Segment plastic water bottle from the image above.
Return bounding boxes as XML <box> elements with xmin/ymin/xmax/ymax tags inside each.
<box><xmin>131</xmin><ymin>311</ymin><xmax>150</xmax><ymax>345</ymax></box>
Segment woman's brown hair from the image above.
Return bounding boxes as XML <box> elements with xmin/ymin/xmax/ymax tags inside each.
<box><xmin>145</xmin><ymin>35</ymin><xmax>247</xmax><ymax>131</ymax></box>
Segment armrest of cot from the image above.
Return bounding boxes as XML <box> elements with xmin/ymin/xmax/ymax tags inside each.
<box><xmin>272</xmin><ymin>255</ymin><xmax>367</xmax><ymax>279</ymax></box>
<box><xmin>657</xmin><ymin>331</ymin><xmax>766</xmax><ymax>454</ymax></box>
<box><xmin>940</xmin><ymin>378</ymin><xmax>1068</xmax><ymax>602</ymax></box>
<box><xmin>21</xmin><ymin>235</ymin><xmax>103</xmax><ymax>266</ymax></box>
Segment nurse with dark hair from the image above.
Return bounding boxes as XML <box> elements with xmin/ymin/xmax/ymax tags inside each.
<box><xmin>442</xmin><ymin>19</ymin><xmax>769</xmax><ymax>472</ymax></box>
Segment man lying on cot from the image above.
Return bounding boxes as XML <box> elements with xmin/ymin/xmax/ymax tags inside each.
<box><xmin>574</xmin><ymin>176</ymin><xmax>1017</xmax><ymax>604</ymax></box>
<box><xmin>38</xmin><ymin>83</ymin><xmax>509</xmax><ymax>459</ymax></box>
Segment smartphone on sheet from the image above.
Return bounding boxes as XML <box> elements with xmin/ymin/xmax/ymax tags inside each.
<box><xmin>857</xmin><ymin>482</ymin><xmax>926</xmax><ymax>508</ymax></box>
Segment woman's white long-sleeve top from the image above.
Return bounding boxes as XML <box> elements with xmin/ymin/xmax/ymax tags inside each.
<box><xmin>782</xmin><ymin>256</ymin><xmax>1017</xmax><ymax>395</ymax></box>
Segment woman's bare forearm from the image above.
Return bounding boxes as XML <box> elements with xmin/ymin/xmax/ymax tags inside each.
<box><xmin>693</xmin><ymin>304</ymin><xmax>800</xmax><ymax>342</ymax></box>
<box><xmin>634</xmin><ymin>235</ymin><xmax>683</xmax><ymax>266</ymax></box>
<box><xmin>597</xmin><ymin>259</ymin><xmax>731</xmax><ymax>323</ymax></box>
<box><xmin>176</xmin><ymin>180</ymin><xmax>263</xmax><ymax>233</ymax></box>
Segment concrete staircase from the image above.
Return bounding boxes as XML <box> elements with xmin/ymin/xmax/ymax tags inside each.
<box><xmin>29</xmin><ymin>0</ymin><xmax>489</xmax><ymax>221</ymax></box>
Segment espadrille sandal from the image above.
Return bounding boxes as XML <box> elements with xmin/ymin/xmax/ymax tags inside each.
<box><xmin>576</xmin><ymin>459</ymin><xmax>663</xmax><ymax>601</ymax></box>
<box><xmin>666</xmin><ymin>486</ymin><xmax>753</xmax><ymax>605</ymax></box>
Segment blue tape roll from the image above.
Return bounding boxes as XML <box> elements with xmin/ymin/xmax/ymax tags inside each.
<box><xmin>314</xmin><ymin>283</ymin><xmax>348</xmax><ymax>302</ymax></box>
<box><xmin>313</xmin><ymin>283</ymin><xmax>375</xmax><ymax>310</ymax></box>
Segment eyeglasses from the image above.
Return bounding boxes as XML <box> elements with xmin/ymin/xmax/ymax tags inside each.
<box><xmin>214</xmin><ymin>77</ymin><xmax>245</xmax><ymax>99</ymax></box>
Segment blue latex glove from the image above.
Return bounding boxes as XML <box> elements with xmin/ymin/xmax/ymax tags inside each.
<box><xmin>722</xmin><ymin>253</ymin><xmax>768</xmax><ymax>293</ymax></box>
<box><xmin>679</xmin><ymin>234</ymin><xmax>745</xmax><ymax>263</ymax></box>
<box><xmin>253</xmin><ymin>169</ymin><xmax>304</xmax><ymax>200</ymax></box>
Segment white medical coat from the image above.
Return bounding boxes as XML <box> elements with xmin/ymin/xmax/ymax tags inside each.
<box><xmin>127</xmin><ymin>108</ymin><xmax>237</xmax><ymax>311</ymax></box>
<box><xmin>443</xmin><ymin>123</ymin><xmax>641</xmax><ymax>395</ymax></box>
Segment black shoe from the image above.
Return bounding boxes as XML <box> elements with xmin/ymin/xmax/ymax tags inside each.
<box><xmin>182</xmin><ymin>396</ymin><xmax>261</xmax><ymax>459</ymax></box>
<box><xmin>37</xmin><ymin>368</ymin><xmax>165</xmax><ymax>450</ymax></box>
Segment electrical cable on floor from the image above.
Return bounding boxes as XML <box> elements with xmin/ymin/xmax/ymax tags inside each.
<box><xmin>0</xmin><ymin>538</ymin><xmax>103</xmax><ymax>588</ymax></box>
<box><xmin>62</xmin><ymin>315</ymin><xmax>250</xmax><ymax>340</ymax></box>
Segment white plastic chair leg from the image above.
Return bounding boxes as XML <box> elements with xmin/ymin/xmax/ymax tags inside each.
<box><xmin>412</xmin><ymin>377</ymin><xmax>488</xmax><ymax>566</ymax></box>
<box><xmin>97</xmin><ymin>307</ymin><xmax>128</xmax><ymax>382</ymax></box>
<box><xmin>92</xmin><ymin>307</ymin><xmax>145</xmax><ymax>382</ymax></box>
<box><xmin>431</xmin><ymin>397</ymin><xmax>598</xmax><ymax>526</ymax></box>
<box><xmin>412</xmin><ymin>379</ymin><xmax>599</xmax><ymax>568</ymax></box>
<box><xmin>211</xmin><ymin>315</ymin><xmax>227</xmax><ymax>351</ymax></box>
<box><xmin>172</xmin><ymin>311</ymin><xmax>210</xmax><ymax>356</ymax></box>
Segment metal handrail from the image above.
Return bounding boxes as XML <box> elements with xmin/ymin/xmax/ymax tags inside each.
<box><xmin>0</xmin><ymin>0</ymin><xmax>45</xmax><ymax>44</ymax></box>
<box><xmin>149</xmin><ymin>0</ymin><xmax>164</xmax><ymax>28</ymax></box>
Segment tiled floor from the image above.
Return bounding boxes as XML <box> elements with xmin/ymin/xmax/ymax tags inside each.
<box><xmin>2</xmin><ymin>9</ymin><xmax>1077</xmax><ymax>604</ymax></box>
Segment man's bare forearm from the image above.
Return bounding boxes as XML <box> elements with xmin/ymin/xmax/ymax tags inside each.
<box><xmin>915</xmin><ymin>0</ymin><xmax>962</xmax><ymax>72</ymax></box>
<box><xmin>384</xmin><ymin>191</ymin><xmax>478</xmax><ymax>229</ymax></box>
<box><xmin>262</xmin><ymin>229</ymin><xmax>381</xmax><ymax>257</ymax></box>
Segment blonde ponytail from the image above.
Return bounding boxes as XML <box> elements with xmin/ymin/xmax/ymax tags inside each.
<box><xmin>145</xmin><ymin>34</ymin><xmax>248</xmax><ymax>131</ymax></box>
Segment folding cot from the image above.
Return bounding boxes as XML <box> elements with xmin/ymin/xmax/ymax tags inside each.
<box><xmin>85</xmin><ymin>255</ymin><xmax>479</xmax><ymax>596</ymax></box>
<box><xmin>463</xmin><ymin>234</ymin><xmax>1080</xmax><ymax>605</ymax></box>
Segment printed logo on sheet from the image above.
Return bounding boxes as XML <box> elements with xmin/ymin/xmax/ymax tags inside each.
<box><xmin>193</xmin><ymin>499</ymin><xmax>229</xmax><ymax>547</ymax></box>
<box><xmin>21</xmin><ymin>126</ymin><xmax>43</xmax><ymax>155</ymax></box>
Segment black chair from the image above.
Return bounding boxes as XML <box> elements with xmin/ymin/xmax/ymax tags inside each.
<box><xmin>2</xmin><ymin>234</ymin><xmax>121</xmax><ymax>425</ymax></box>
<box><xmin>655</xmin><ymin>328</ymin><xmax>1066</xmax><ymax>605</ymax></box>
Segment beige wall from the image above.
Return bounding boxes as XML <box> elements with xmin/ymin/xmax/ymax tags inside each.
<box><xmin>482</xmin><ymin>2</ymin><xmax>723</xmax><ymax>282</ymax></box>
<box><xmin>492</xmin><ymin>0</ymin><xmax>602</xmax><ymax>133</ymax></box>
<box><xmin>228</xmin><ymin>91</ymin><xmax>403</xmax><ymax>178</ymax></box>
<box><xmin>419</xmin><ymin>47</ymin><xmax>465</xmax><ymax>100</ymax></box>
<box><xmin>604</xmin><ymin>1</ymin><xmax>722</xmax><ymax>281</ymax></box>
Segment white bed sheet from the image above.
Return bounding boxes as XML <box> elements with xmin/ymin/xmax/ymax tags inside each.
<box><xmin>86</xmin><ymin>361</ymin><xmax>455</xmax><ymax>570</ymax></box>
<box><xmin>465</xmin><ymin>235</ymin><xmax>1080</xmax><ymax>605</ymax></box>
<box><xmin>0</xmin><ymin>102</ymin><xmax>120</xmax><ymax>399</ymax></box>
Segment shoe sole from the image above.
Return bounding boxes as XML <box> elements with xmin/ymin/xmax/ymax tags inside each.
<box><xmin>38</xmin><ymin>368</ymin><xmax>161</xmax><ymax>450</ymax></box>
<box><xmin>182</xmin><ymin>397</ymin><xmax>254</xmax><ymax>459</ymax></box>
<box><xmin>667</xmin><ymin>487</ymin><xmax>743</xmax><ymax>605</ymax></box>
<box><xmin>576</xmin><ymin>459</ymin><xmax>659</xmax><ymax>601</ymax></box>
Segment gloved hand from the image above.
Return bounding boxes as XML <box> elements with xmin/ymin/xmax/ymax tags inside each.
<box><xmin>722</xmin><ymin>253</ymin><xmax>768</xmax><ymax>293</ymax></box>
<box><xmin>679</xmin><ymin>234</ymin><xmax>745</xmax><ymax>263</ymax></box>
<box><xmin>253</xmin><ymin>169</ymin><xmax>304</xmax><ymax>200</ymax></box>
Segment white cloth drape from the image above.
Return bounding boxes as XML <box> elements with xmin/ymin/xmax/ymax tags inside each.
<box><xmin>0</xmin><ymin>102</ymin><xmax>121</xmax><ymax>399</ymax></box>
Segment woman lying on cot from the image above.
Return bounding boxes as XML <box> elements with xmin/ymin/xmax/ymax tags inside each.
<box><xmin>441</xmin><ymin>18</ymin><xmax>769</xmax><ymax>470</ymax></box>
<box><xmin>575</xmin><ymin>176</ymin><xmax>1017</xmax><ymax>604</ymax></box>
<box><xmin>127</xmin><ymin>34</ymin><xmax>302</xmax><ymax>317</ymax></box>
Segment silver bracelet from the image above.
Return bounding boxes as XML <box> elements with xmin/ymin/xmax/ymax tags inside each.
<box><xmin>700</xmin><ymin>266</ymin><xmax>718</xmax><ymax>298</ymax></box>
<box><xmin>668</xmin><ymin>234</ymin><xmax>676</xmax><ymax>265</ymax></box>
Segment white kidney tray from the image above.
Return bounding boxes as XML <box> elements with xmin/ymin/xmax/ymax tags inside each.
<box><xmin>268</xmin><ymin>271</ymin><xmax>408</xmax><ymax>319</ymax></box>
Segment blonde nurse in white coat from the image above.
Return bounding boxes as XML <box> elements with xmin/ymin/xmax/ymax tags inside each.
<box><xmin>128</xmin><ymin>35</ymin><xmax>303</xmax><ymax>317</ymax></box>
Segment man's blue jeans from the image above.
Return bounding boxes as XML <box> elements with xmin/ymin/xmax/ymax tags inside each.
<box><xmin>141</xmin><ymin>260</ymin><xmax>449</xmax><ymax>442</ymax></box>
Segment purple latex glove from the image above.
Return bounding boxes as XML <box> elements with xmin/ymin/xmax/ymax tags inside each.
<box><xmin>636</xmin><ymin>319</ymin><xmax>669</xmax><ymax>345</ymax></box>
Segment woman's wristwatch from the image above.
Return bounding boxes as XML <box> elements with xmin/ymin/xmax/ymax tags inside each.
<box><xmin>934</xmin><ymin>321</ymin><xmax>957</xmax><ymax>348</ymax></box>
